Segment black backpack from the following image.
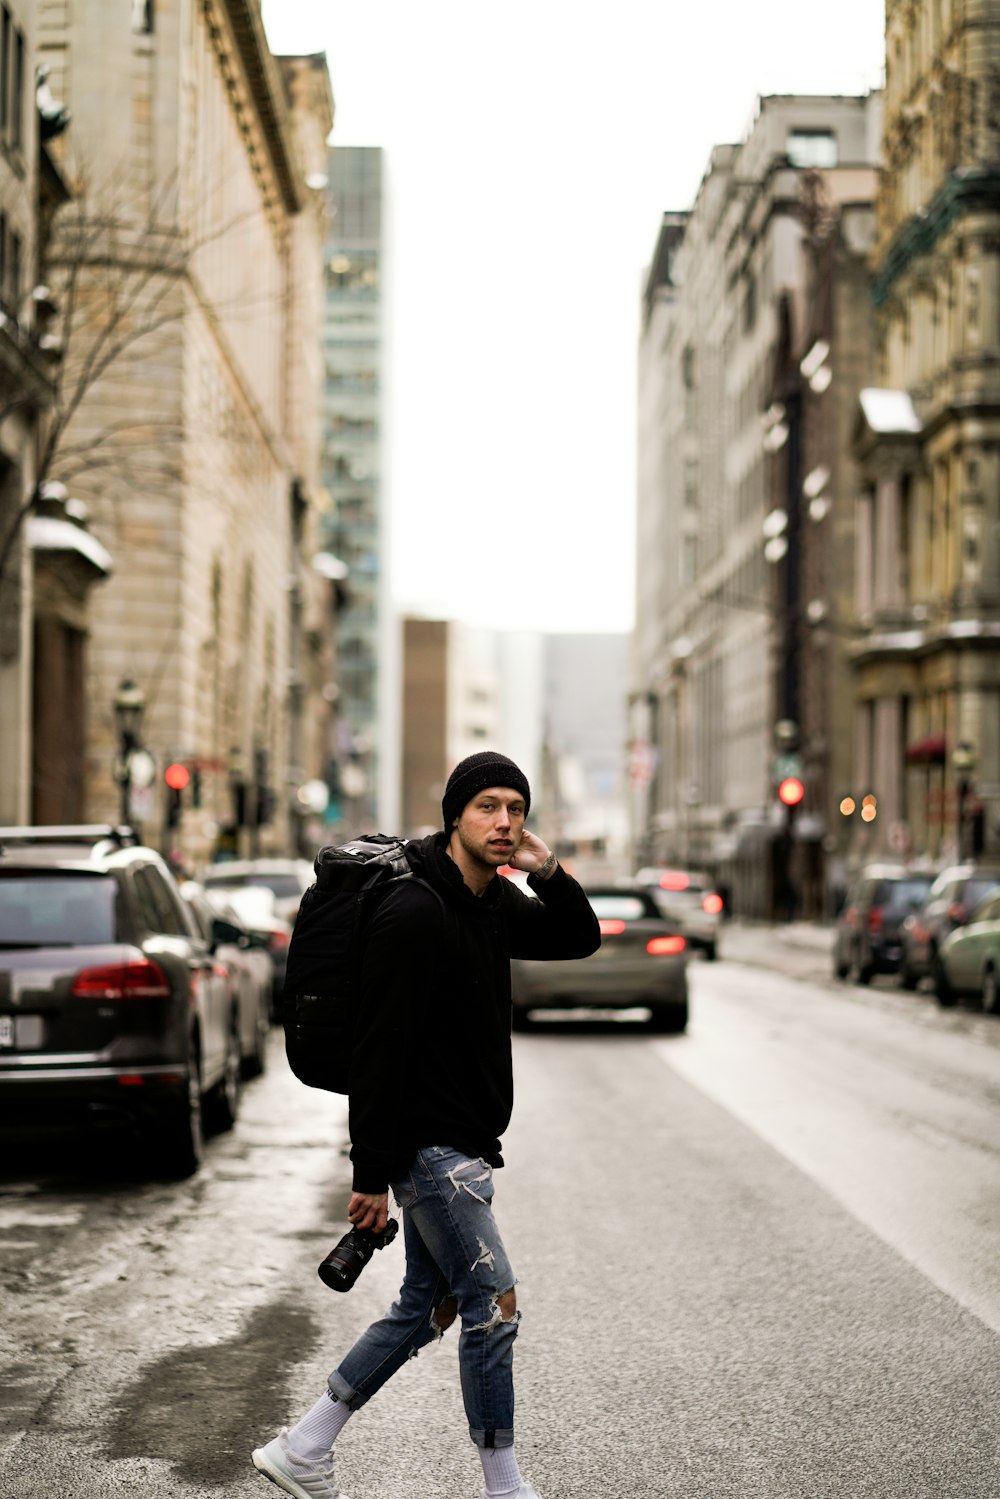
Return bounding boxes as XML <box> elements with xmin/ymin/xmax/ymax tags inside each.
<box><xmin>282</xmin><ymin>834</ymin><xmax>442</xmax><ymax>1093</ymax></box>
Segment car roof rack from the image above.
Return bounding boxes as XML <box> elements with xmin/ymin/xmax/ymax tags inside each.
<box><xmin>0</xmin><ymin>824</ymin><xmax>141</xmax><ymax>854</ymax></box>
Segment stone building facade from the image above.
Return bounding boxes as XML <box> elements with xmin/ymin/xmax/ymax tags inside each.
<box><xmin>0</xmin><ymin>4</ymin><xmax>101</xmax><ymax>828</ymax></box>
<box><xmin>852</xmin><ymin>0</ymin><xmax>1000</xmax><ymax>865</ymax></box>
<box><xmin>631</xmin><ymin>94</ymin><xmax>881</xmax><ymax>915</ymax></box>
<box><xmin>33</xmin><ymin>1</ymin><xmax>333</xmax><ymax>860</ymax></box>
<box><xmin>321</xmin><ymin>145</ymin><xmax>384</xmax><ymax>834</ymax></box>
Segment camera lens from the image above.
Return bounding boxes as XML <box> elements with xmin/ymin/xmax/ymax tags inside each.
<box><xmin>318</xmin><ymin>1219</ymin><xmax>398</xmax><ymax>1292</ymax></box>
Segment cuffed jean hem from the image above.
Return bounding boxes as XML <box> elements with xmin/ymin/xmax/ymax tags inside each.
<box><xmin>469</xmin><ymin>1426</ymin><xmax>515</xmax><ymax>1450</ymax></box>
<box><xmin>327</xmin><ymin>1372</ymin><xmax>357</xmax><ymax>1406</ymax></box>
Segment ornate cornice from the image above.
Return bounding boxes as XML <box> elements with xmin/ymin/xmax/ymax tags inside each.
<box><xmin>215</xmin><ymin>0</ymin><xmax>303</xmax><ymax>217</ymax></box>
<box><xmin>872</xmin><ymin>168</ymin><xmax>1000</xmax><ymax>306</ymax></box>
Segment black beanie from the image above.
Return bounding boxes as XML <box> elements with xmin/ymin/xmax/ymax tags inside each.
<box><xmin>442</xmin><ymin>751</ymin><xmax>531</xmax><ymax>831</ymax></box>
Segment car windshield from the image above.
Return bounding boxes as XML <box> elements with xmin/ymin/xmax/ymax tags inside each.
<box><xmin>0</xmin><ymin>873</ymin><xmax>116</xmax><ymax>946</ymax></box>
<box><xmin>964</xmin><ymin>877</ymin><xmax>1000</xmax><ymax>908</ymax></box>
<box><xmin>880</xmin><ymin>878</ymin><xmax>933</xmax><ymax>909</ymax></box>
<box><xmin>589</xmin><ymin>894</ymin><xmax>649</xmax><ymax>922</ymax></box>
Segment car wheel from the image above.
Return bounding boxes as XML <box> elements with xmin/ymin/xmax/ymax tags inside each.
<box><xmin>648</xmin><ymin>1000</ymin><xmax>688</xmax><ymax>1034</ymax></box>
<box><xmin>983</xmin><ymin>966</ymin><xmax>999</xmax><ymax>1016</ymax></box>
<box><xmin>156</xmin><ymin>1052</ymin><xmax>204</xmax><ymax>1178</ymax></box>
<box><xmin>210</xmin><ymin>1015</ymin><xmax>242</xmax><ymax>1131</ymax></box>
<box><xmin>899</xmin><ymin>963</ymin><xmax>918</xmax><ymax>991</ymax></box>
<box><xmin>833</xmin><ymin>950</ymin><xmax>849</xmax><ymax>980</ymax></box>
<box><xmin>243</xmin><ymin>999</ymin><xmax>269</xmax><ymax>1079</ymax></box>
<box><xmin>932</xmin><ymin>953</ymin><xmax>956</xmax><ymax>1008</ymax></box>
<box><xmin>703</xmin><ymin>941</ymin><xmax>718</xmax><ymax>962</ymax></box>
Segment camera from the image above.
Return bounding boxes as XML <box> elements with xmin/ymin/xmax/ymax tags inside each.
<box><xmin>318</xmin><ymin>1217</ymin><xmax>399</xmax><ymax>1292</ymax></box>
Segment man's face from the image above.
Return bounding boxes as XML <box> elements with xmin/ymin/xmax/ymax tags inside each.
<box><xmin>452</xmin><ymin>786</ymin><xmax>527</xmax><ymax>869</ymax></box>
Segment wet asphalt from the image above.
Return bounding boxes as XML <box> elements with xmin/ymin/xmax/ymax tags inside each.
<box><xmin>1</xmin><ymin>931</ymin><xmax>999</xmax><ymax>1498</ymax></box>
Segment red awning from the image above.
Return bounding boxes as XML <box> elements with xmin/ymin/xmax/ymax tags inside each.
<box><xmin>905</xmin><ymin>734</ymin><xmax>947</xmax><ymax>765</ymax></box>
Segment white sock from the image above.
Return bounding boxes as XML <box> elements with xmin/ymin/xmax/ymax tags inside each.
<box><xmin>284</xmin><ymin>1391</ymin><xmax>353</xmax><ymax>1463</ymax></box>
<box><xmin>479</xmin><ymin>1444</ymin><xmax>523</xmax><ymax>1496</ymax></box>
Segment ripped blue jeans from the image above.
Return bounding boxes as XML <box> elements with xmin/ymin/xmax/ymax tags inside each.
<box><xmin>328</xmin><ymin>1145</ymin><xmax>520</xmax><ymax>1448</ymax></box>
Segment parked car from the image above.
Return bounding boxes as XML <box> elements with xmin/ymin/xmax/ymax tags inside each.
<box><xmin>178</xmin><ymin>882</ymin><xmax>272</xmax><ymax>1076</ymax></box>
<box><xmin>200</xmin><ymin>858</ymin><xmax>313</xmax><ymax>925</ymax></box>
<box><xmin>898</xmin><ymin>863</ymin><xmax>1000</xmax><ymax>990</ymax></box>
<box><xmin>201</xmin><ymin>883</ymin><xmax>292</xmax><ymax>1017</ymax></box>
<box><xmin>934</xmin><ymin>888</ymin><xmax>1000</xmax><ymax>1010</ymax></box>
<box><xmin>0</xmin><ymin>825</ymin><xmax>242</xmax><ymax>1175</ymax></box>
<box><xmin>634</xmin><ymin>867</ymin><xmax>724</xmax><ymax>959</ymax></box>
<box><xmin>832</xmin><ymin>864</ymin><xmax>935</xmax><ymax>984</ymax></box>
<box><xmin>510</xmin><ymin>885</ymin><xmax>689</xmax><ymax>1032</ymax></box>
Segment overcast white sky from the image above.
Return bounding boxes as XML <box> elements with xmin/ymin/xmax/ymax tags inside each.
<box><xmin>261</xmin><ymin>2</ymin><xmax>886</xmax><ymax>635</ymax></box>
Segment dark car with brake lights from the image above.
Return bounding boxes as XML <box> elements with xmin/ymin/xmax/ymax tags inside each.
<box><xmin>0</xmin><ymin>825</ymin><xmax>243</xmax><ymax>1175</ymax></box>
<box><xmin>634</xmin><ymin>867</ymin><xmax>723</xmax><ymax>960</ymax></box>
<box><xmin>832</xmin><ymin>863</ymin><xmax>934</xmax><ymax>984</ymax></box>
<box><xmin>509</xmin><ymin>885</ymin><xmax>689</xmax><ymax>1032</ymax></box>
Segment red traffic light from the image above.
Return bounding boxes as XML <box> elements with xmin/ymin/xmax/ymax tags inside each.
<box><xmin>777</xmin><ymin>776</ymin><xmax>805</xmax><ymax>807</ymax></box>
<box><xmin>164</xmin><ymin>762</ymin><xmax>190</xmax><ymax>791</ymax></box>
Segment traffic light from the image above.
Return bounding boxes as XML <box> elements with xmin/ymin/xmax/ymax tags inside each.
<box><xmin>777</xmin><ymin>775</ymin><xmax>805</xmax><ymax>807</ymax></box>
<box><xmin>164</xmin><ymin>762</ymin><xmax>190</xmax><ymax>828</ymax></box>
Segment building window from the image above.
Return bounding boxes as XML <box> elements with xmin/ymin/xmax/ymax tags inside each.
<box><xmin>0</xmin><ymin>10</ymin><xmax>10</xmax><ymax>140</ymax></box>
<box><xmin>131</xmin><ymin>0</ymin><xmax>153</xmax><ymax>34</ymax></box>
<box><xmin>9</xmin><ymin>226</ymin><xmax>20</xmax><ymax>310</ymax></box>
<box><xmin>11</xmin><ymin>23</ymin><xmax>21</xmax><ymax>147</ymax></box>
<box><xmin>786</xmin><ymin>130</ymin><xmax>838</xmax><ymax>169</ymax></box>
<box><xmin>743</xmin><ymin>272</ymin><xmax>757</xmax><ymax>334</ymax></box>
<box><xmin>0</xmin><ymin>9</ymin><xmax>25</xmax><ymax>152</ymax></box>
<box><xmin>683</xmin><ymin>460</ymin><xmax>698</xmax><ymax>509</ymax></box>
<box><xmin>682</xmin><ymin>535</ymin><xmax>697</xmax><ymax>586</ymax></box>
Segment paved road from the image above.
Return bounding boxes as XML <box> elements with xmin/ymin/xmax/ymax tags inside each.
<box><xmin>1</xmin><ymin>937</ymin><xmax>999</xmax><ymax>1498</ymax></box>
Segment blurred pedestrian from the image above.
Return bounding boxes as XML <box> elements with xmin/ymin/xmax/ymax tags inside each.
<box><xmin>251</xmin><ymin>751</ymin><xmax>601</xmax><ymax>1499</ymax></box>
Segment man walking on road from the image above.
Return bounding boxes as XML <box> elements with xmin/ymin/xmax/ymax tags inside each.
<box><xmin>252</xmin><ymin>751</ymin><xmax>601</xmax><ymax>1499</ymax></box>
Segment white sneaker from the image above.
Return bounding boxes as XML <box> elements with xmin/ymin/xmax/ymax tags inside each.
<box><xmin>483</xmin><ymin>1486</ymin><xmax>542</xmax><ymax>1499</ymax></box>
<box><xmin>251</xmin><ymin>1428</ymin><xmax>347</xmax><ymax>1499</ymax></box>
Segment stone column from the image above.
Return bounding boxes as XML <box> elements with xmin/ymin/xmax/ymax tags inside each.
<box><xmin>874</xmin><ymin>474</ymin><xmax>901</xmax><ymax>610</ymax></box>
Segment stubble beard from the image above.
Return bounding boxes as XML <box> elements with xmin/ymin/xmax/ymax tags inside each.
<box><xmin>455</xmin><ymin>822</ymin><xmax>519</xmax><ymax>873</ymax></box>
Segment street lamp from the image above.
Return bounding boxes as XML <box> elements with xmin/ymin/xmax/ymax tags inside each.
<box><xmin>113</xmin><ymin>678</ymin><xmax>146</xmax><ymax>824</ymax></box>
<box><xmin>953</xmin><ymin>741</ymin><xmax>976</xmax><ymax>862</ymax></box>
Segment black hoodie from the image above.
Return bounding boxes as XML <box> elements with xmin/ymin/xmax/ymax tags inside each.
<box><xmin>348</xmin><ymin>833</ymin><xmax>601</xmax><ymax>1193</ymax></box>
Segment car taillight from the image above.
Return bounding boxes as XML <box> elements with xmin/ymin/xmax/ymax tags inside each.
<box><xmin>598</xmin><ymin>919</ymin><xmax>626</xmax><ymax>936</ymax></box>
<box><xmin>647</xmin><ymin>935</ymin><xmax>686</xmax><ymax>956</ymax></box>
<box><xmin>868</xmin><ymin>906</ymin><xmax>884</xmax><ymax>935</ymax></box>
<box><xmin>659</xmin><ymin>871</ymin><xmax>689</xmax><ymax>891</ymax></box>
<box><xmin>268</xmin><ymin>929</ymin><xmax>291</xmax><ymax>952</ymax></box>
<box><xmin>947</xmin><ymin>902</ymin><xmax>966</xmax><ymax>924</ymax></box>
<box><xmin>703</xmin><ymin>893</ymin><xmax>723</xmax><ymax>915</ymax></box>
<box><xmin>72</xmin><ymin>959</ymin><xmax>171</xmax><ymax>999</ymax></box>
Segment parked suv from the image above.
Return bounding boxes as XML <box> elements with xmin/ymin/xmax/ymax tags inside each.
<box><xmin>832</xmin><ymin>864</ymin><xmax>935</xmax><ymax>984</ymax></box>
<box><xmin>0</xmin><ymin>825</ymin><xmax>243</xmax><ymax>1175</ymax></box>
<box><xmin>898</xmin><ymin>862</ymin><xmax>1000</xmax><ymax>990</ymax></box>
